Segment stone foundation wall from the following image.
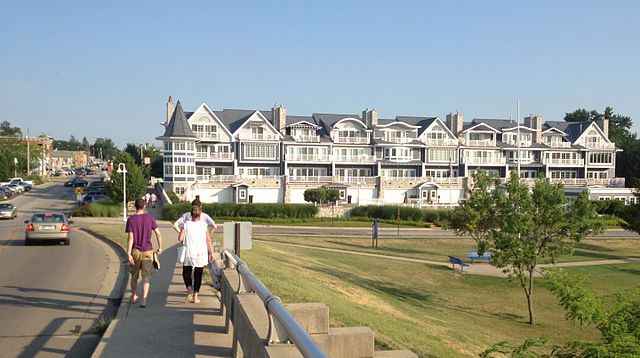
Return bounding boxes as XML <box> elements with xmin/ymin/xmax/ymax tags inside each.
<box><xmin>316</xmin><ymin>205</ymin><xmax>350</xmax><ymax>218</ymax></box>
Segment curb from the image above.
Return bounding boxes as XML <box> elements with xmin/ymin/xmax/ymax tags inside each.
<box><xmin>79</xmin><ymin>227</ymin><xmax>129</xmax><ymax>357</ymax></box>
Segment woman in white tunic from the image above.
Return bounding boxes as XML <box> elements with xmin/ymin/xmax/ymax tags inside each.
<box><xmin>178</xmin><ymin>205</ymin><xmax>213</xmax><ymax>303</ymax></box>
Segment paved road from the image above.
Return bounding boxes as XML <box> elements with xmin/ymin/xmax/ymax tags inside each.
<box><xmin>0</xmin><ymin>180</ymin><xmax>122</xmax><ymax>357</ymax></box>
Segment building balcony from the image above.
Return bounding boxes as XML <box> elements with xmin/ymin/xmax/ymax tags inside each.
<box><xmin>333</xmin><ymin>155</ymin><xmax>376</xmax><ymax>163</ymax></box>
<box><xmin>423</xmin><ymin>138</ymin><xmax>458</xmax><ymax>146</ymax></box>
<box><xmin>196</xmin><ymin>152</ymin><xmax>234</xmax><ymax>160</ymax></box>
<box><xmin>286</xmin><ymin>154</ymin><xmax>331</xmax><ymax>162</ymax></box>
<box><xmin>587</xmin><ymin>177</ymin><xmax>625</xmax><ymax>187</ymax></box>
<box><xmin>548</xmin><ymin>178</ymin><xmax>586</xmax><ymax>186</ymax></box>
<box><xmin>293</xmin><ymin>135</ymin><xmax>320</xmax><ymax>143</ymax></box>
<box><xmin>288</xmin><ymin>176</ymin><xmax>333</xmax><ymax>183</ymax></box>
<box><xmin>585</xmin><ymin>143</ymin><xmax>615</xmax><ymax>150</ymax></box>
<box><xmin>379</xmin><ymin>136</ymin><xmax>417</xmax><ymax>144</ymax></box>
<box><xmin>543</xmin><ymin>158</ymin><xmax>584</xmax><ymax>165</ymax></box>
<box><xmin>507</xmin><ymin>158</ymin><xmax>540</xmax><ymax>164</ymax></box>
<box><xmin>338</xmin><ymin>176</ymin><xmax>377</xmax><ymax>185</ymax></box>
<box><xmin>195</xmin><ymin>174</ymin><xmax>235</xmax><ymax>183</ymax></box>
<box><xmin>333</xmin><ymin>136</ymin><xmax>369</xmax><ymax>144</ymax></box>
<box><xmin>545</xmin><ymin>142</ymin><xmax>572</xmax><ymax>148</ymax></box>
<box><xmin>238</xmin><ymin>133</ymin><xmax>280</xmax><ymax>141</ymax></box>
<box><xmin>194</xmin><ymin>132</ymin><xmax>221</xmax><ymax>140</ymax></box>
<box><xmin>465</xmin><ymin>139</ymin><xmax>496</xmax><ymax>147</ymax></box>
<box><xmin>463</xmin><ymin>157</ymin><xmax>506</xmax><ymax>165</ymax></box>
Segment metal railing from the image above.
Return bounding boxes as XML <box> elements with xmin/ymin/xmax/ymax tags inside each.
<box><xmin>218</xmin><ymin>249</ymin><xmax>328</xmax><ymax>358</ymax></box>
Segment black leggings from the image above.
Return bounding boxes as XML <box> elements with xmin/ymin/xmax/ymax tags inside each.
<box><xmin>182</xmin><ymin>266</ymin><xmax>204</xmax><ymax>292</ymax></box>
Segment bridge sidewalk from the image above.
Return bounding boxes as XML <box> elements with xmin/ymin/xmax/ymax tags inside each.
<box><xmin>92</xmin><ymin>226</ymin><xmax>233</xmax><ymax>358</ymax></box>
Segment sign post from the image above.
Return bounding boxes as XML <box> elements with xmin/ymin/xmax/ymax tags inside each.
<box><xmin>372</xmin><ymin>220</ymin><xmax>379</xmax><ymax>248</ymax></box>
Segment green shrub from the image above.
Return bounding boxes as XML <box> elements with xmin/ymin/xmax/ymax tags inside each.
<box><xmin>350</xmin><ymin>205</ymin><xmax>423</xmax><ymax>221</ymax></box>
<box><xmin>592</xmin><ymin>199</ymin><xmax>626</xmax><ymax>217</ymax></box>
<box><xmin>166</xmin><ymin>191</ymin><xmax>180</xmax><ymax>204</ymax></box>
<box><xmin>422</xmin><ymin>209</ymin><xmax>453</xmax><ymax>224</ymax></box>
<box><xmin>162</xmin><ymin>202</ymin><xmax>319</xmax><ymax>221</ymax></box>
<box><xmin>73</xmin><ymin>199</ymin><xmax>120</xmax><ymax>217</ymax></box>
<box><xmin>26</xmin><ymin>175</ymin><xmax>44</xmax><ymax>185</ymax></box>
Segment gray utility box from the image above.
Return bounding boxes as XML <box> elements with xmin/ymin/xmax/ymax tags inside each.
<box><xmin>223</xmin><ymin>221</ymin><xmax>252</xmax><ymax>251</ymax></box>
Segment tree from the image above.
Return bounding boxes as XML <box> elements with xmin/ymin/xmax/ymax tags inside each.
<box><xmin>451</xmin><ymin>171</ymin><xmax>603</xmax><ymax>325</ymax></box>
<box><xmin>106</xmin><ymin>152</ymin><xmax>146</xmax><ymax>204</ymax></box>
<box><xmin>303</xmin><ymin>188</ymin><xmax>339</xmax><ymax>205</ymax></box>
<box><xmin>0</xmin><ymin>121</ymin><xmax>22</xmax><ymax>137</ymax></box>
<box><xmin>124</xmin><ymin>143</ymin><xmax>142</xmax><ymax>165</ymax></box>
<box><xmin>449</xmin><ymin>170</ymin><xmax>500</xmax><ymax>254</ymax></box>
<box><xmin>92</xmin><ymin>138</ymin><xmax>119</xmax><ymax>160</ymax></box>
<box><xmin>82</xmin><ymin>137</ymin><xmax>90</xmax><ymax>152</ymax></box>
<box><xmin>545</xmin><ymin>269</ymin><xmax>640</xmax><ymax>356</ymax></box>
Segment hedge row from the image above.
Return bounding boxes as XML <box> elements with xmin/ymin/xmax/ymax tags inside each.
<box><xmin>591</xmin><ymin>199</ymin><xmax>628</xmax><ymax>217</ymax></box>
<box><xmin>162</xmin><ymin>202</ymin><xmax>319</xmax><ymax>221</ymax></box>
<box><xmin>350</xmin><ymin>205</ymin><xmax>453</xmax><ymax>223</ymax></box>
<box><xmin>73</xmin><ymin>199</ymin><xmax>120</xmax><ymax>217</ymax></box>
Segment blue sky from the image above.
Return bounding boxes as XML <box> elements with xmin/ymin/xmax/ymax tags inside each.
<box><xmin>2</xmin><ymin>1</ymin><xmax>639</xmax><ymax>148</ymax></box>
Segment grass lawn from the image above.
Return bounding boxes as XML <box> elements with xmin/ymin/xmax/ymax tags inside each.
<box><xmin>88</xmin><ymin>224</ymin><xmax>640</xmax><ymax>357</ymax></box>
<box><xmin>243</xmin><ymin>241</ymin><xmax>640</xmax><ymax>357</ymax></box>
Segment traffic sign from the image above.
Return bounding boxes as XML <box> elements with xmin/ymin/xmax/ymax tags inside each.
<box><xmin>75</xmin><ymin>187</ymin><xmax>84</xmax><ymax>195</ymax></box>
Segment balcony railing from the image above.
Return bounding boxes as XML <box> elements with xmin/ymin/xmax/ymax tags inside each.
<box><xmin>238</xmin><ymin>133</ymin><xmax>280</xmax><ymax>141</ymax></box>
<box><xmin>293</xmin><ymin>135</ymin><xmax>320</xmax><ymax>143</ymax></box>
<box><xmin>585</xmin><ymin>142</ymin><xmax>615</xmax><ymax>150</ymax></box>
<box><xmin>463</xmin><ymin>157</ymin><xmax>506</xmax><ymax>165</ymax></box>
<box><xmin>380</xmin><ymin>136</ymin><xmax>417</xmax><ymax>144</ymax></box>
<box><xmin>543</xmin><ymin>158</ymin><xmax>584</xmax><ymax>165</ymax></box>
<box><xmin>339</xmin><ymin>176</ymin><xmax>377</xmax><ymax>185</ymax></box>
<box><xmin>587</xmin><ymin>177</ymin><xmax>625</xmax><ymax>187</ymax></box>
<box><xmin>288</xmin><ymin>176</ymin><xmax>333</xmax><ymax>183</ymax></box>
<box><xmin>333</xmin><ymin>136</ymin><xmax>369</xmax><ymax>144</ymax></box>
<box><xmin>423</xmin><ymin>138</ymin><xmax>458</xmax><ymax>146</ymax></box>
<box><xmin>465</xmin><ymin>139</ymin><xmax>495</xmax><ymax>147</ymax></box>
<box><xmin>545</xmin><ymin>142</ymin><xmax>572</xmax><ymax>148</ymax></box>
<box><xmin>194</xmin><ymin>132</ymin><xmax>221</xmax><ymax>140</ymax></box>
<box><xmin>196</xmin><ymin>152</ymin><xmax>234</xmax><ymax>160</ymax></box>
<box><xmin>286</xmin><ymin>154</ymin><xmax>331</xmax><ymax>162</ymax></box>
<box><xmin>333</xmin><ymin>155</ymin><xmax>376</xmax><ymax>163</ymax></box>
<box><xmin>548</xmin><ymin>178</ymin><xmax>586</xmax><ymax>186</ymax></box>
<box><xmin>195</xmin><ymin>175</ymin><xmax>235</xmax><ymax>182</ymax></box>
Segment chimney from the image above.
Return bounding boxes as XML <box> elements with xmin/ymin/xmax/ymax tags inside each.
<box><xmin>524</xmin><ymin>114</ymin><xmax>542</xmax><ymax>143</ymax></box>
<box><xmin>446</xmin><ymin>112</ymin><xmax>463</xmax><ymax>137</ymax></box>
<box><xmin>166</xmin><ymin>96</ymin><xmax>175</xmax><ymax>124</ymax></box>
<box><xmin>362</xmin><ymin>108</ymin><xmax>379</xmax><ymax>128</ymax></box>
<box><xmin>272</xmin><ymin>104</ymin><xmax>287</xmax><ymax>135</ymax></box>
<box><xmin>601</xmin><ymin>118</ymin><xmax>609</xmax><ymax>138</ymax></box>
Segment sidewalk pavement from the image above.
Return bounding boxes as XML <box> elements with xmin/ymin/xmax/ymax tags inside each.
<box><xmin>90</xmin><ymin>194</ymin><xmax>234</xmax><ymax>357</ymax></box>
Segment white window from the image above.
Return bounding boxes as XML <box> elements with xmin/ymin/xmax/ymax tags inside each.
<box><xmin>239</xmin><ymin>189</ymin><xmax>246</xmax><ymax>199</ymax></box>
<box><xmin>175</xmin><ymin>186</ymin><xmax>186</xmax><ymax>195</ymax></box>
<box><xmin>428</xmin><ymin>149</ymin><xmax>457</xmax><ymax>162</ymax></box>
<box><xmin>243</xmin><ymin>143</ymin><xmax>277</xmax><ymax>159</ymax></box>
<box><xmin>598</xmin><ymin>196</ymin><xmax>610</xmax><ymax>201</ymax></box>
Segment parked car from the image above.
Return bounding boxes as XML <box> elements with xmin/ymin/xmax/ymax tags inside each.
<box><xmin>82</xmin><ymin>194</ymin><xmax>109</xmax><ymax>204</ymax></box>
<box><xmin>0</xmin><ymin>203</ymin><xmax>17</xmax><ymax>219</ymax></box>
<box><xmin>0</xmin><ymin>188</ymin><xmax>13</xmax><ymax>198</ymax></box>
<box><xmin>6</xmin><ymin>184</ymin><xmax>24</xmax><ymax>193</ymax></box>
<box><xmin>25</xmin><ymin>212</ymin><xmax>73</xmax><ymax>245</ymax></box>
<box><xmin>64</xmin><ymin>178</ymin><xmax>88</xmax><ymax>187</ymax></box>
<box><xmin>10</xmin><ymin>179</ymin><xmax>32</xmax><ymax>191</ymax></box>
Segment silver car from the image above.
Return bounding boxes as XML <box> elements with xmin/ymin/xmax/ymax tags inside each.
<box><xmin>0</xmin><ymin>203</ymin><xmax>17</xmax><ymax>219</ymax></box>
<box><xmin>25</xmin><ymin>212</ymin><xmax>73</xmax><ymax>245</ymax></box>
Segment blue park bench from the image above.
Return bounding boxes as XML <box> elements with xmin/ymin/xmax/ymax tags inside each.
<box><xmin>448</xmin><ymin>256</ymin><xmax>470</xmax><ymax>272</ymax></box>
<box><xmin>467</xmin><ymin>251</ymin><xmax>492</xmax><ymax>263</ymax></box>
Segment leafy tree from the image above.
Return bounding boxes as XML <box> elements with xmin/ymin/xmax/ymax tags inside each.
<box><xmin>451</xmin><ymin>171</ymin><xmax>602</xmax><ymax>325</ymax></box>
<box><xmin>303</xmin><ymin>188</ymin><xmax>339</xmax><ymax>205</ymax></box>
<box><xmin>92</xmin><ymin>138</ymin><xmax>119</xmax><ymax>160</ymax></box>
<box><xmin>546</xmin><ymin>269</ymin><xmax>640</xmax><ymax>356</ymax></box>
<box><xmin>0</xmin><ymin>121</ymin><xmax>22</xmax><ymax>137</ymax></box>
<box><xmin>150</xmin><ymin>156</ymin><xmax>163</xmax><ymax>178</ymax></box>
<box><xmin>449</xmin><ymin>170</ymin><xmax>500</xmax><ymax>254</ymax></box>
<box><xmin>124</xmin><ymin>143</ymin><xmax>142</xmax><ymax>165</ymax></box>
<box><xmin>106</xmin><ymin>152</ymin><xmax>146</xmax><ymax>204</ymax></box>
<box><xmin>81</xmin><ymin>137</ymin><xmax>90</xmax><ymax>151</ymax></box>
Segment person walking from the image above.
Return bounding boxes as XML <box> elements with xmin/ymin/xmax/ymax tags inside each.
<box><xmin>126</xmin><ymin>198</ymin><xmax>163</xmax><ymax>308</ymax></box>
<box><xmin>144</xmin><ymin>192</ymin><xmax>151</xmax><ymax>204</ymax></box>
<box><xmin>150</xmin><ymin>192</ymin><xmax>157</xmax><ymax>208</ymax></box>
<box><xmin>178</xmin><ymin>205</ymin><xmax>213</xmax><ymax>303</ymax></box>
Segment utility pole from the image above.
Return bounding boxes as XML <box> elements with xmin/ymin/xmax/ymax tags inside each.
<box><xmin>27</xmin><ymin>129</ymin><xmax>30</xmax><ymax>175</ymax></box>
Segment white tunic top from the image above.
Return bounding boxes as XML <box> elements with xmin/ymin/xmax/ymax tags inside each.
<box><xmin>182</xmin><ymin>220</ymin><xmax>209</xmax><ymax>267</ymax></box>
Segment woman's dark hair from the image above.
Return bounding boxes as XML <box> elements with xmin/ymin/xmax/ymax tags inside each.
<box><xmin>191</xmin><ymin>195</ymin><xmax>202</xmax><ymax>208</ymax></box>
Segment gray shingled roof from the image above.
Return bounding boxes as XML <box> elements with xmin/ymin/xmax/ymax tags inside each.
<box><xmin>286</xmin><ymin>115</ymin><xmax>316</xmax><ymax>127</ymax></box>
<box><xmin>212</xmin><ymin>109</ymin><xmax>274</xmax><ymax>134</ymax></box>
<box><xmin>157</xmin><ymin>101</ymin><xmax>196</xmax><ymax>140</ymax></box>
<box><xmin>544</xmin><ymin>121</ymin><xmax>591</xmax><ymax>142</ymax></box>
<box><xmin>472</xmin><ymin>119</ymin><xmax>519</xmax><ymax>131</ymax></box>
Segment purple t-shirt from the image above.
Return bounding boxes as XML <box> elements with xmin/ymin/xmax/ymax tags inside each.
<box><xmin>125</xmin><ymin>213</ymin><xmax>158</xmax><ymax>252</ymax></box>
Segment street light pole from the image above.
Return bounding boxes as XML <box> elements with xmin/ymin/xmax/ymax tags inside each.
<box><xmin>117</xmin><ymin>163</ymin><xmax>128</xmax><ymax>222</ymax></box>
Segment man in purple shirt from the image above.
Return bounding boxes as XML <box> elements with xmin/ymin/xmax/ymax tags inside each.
<box><xmin>126</xmin><ymin>198</ymin><xmax>163</xmax><ymax>308</ymax></box>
